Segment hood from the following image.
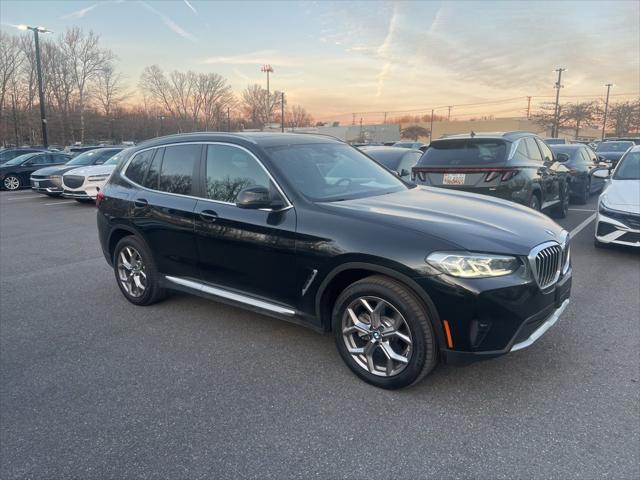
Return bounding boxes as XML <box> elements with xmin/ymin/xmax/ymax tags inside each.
<box><xmin>32</xmin><ymin>165</ymin><xmax>79</xmax><ymax>177</ymax></box>
<box><xmin>323</xmin><ymin>187</ymin><xmax>566</xmax><ymax>255</ymax></box>
<box><xmin>64</xmin><ymin>164</ymin><xmax>116</xmax><ymax>177</ymax></box>
<box><xmin>602</xmin><ymin>180</ymin><xmax>640</xmax><ymax>214</ymax></box>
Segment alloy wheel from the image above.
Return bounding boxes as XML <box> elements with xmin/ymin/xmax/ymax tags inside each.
<box><xmin>3</xmin><ymin>176</ymin><xmax>20</xmax><ymax>190</ymax></box>
<box><xmin>341</xmin><ymin>296</ymin><xmax>413</xmax><ymax>377</ymax></box>
<box><xmin>116</xmin><ymin>246</ymin><xmax>147</xmax><ymax>298</ymax></box>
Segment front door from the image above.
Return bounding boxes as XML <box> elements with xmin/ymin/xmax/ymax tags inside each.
<box><xmin>193</xmin><ymin>143</ymin><xmax>298</xmax><ymax>306</ymax></box>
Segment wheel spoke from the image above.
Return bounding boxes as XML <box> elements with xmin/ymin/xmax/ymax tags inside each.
<box><xmin>380</xmin><ymin>341</ymin><xmax>409</xmax><ymax>364</ymax></box>
<box><xmin>346</xmin><ymin>308</ymin><xmax>370</xmax><ymax>334</ymax></box>
<box><xmin>364</xmin><ymin>342</ymin><xmax>377</xmax><ymax>373</ymax></box>
<box><xmin>119</xmin><ymin>251</ymin><xmax>132</xmax><ymax>270</ymax></box>
<box><xmin>370</xmin><ymin>300</ymin><xmax>386</xmax><ymax>329</ymax></box>
<box><xmin>133</xmin><ymin>274</ymin><xmax>144</xmax><ymax>290</ymax></box>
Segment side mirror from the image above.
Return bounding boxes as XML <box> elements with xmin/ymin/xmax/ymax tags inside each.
<box><xmin>555</xmin><ymin>153</ymin><xmax>570</xmax><ymax>163</ymax></box>
<box><xmin>400</xmin><ymin>169</ymin><xmax>410</xmax><ymax>177</ymax></box>
<box><xmin>597</xmin><ymin>155</ymin><xmax>610</xmax><ymax>163</ymax></box>
<box><xmin>592</xmin><ymin>169</ymin><xmax>610</xmax><ymax>179</ymax></box>
<box><xmin>597</xmin><ymin>162</ymin><xmax>610</xmax><ymax>168</ymax></box>
<box><xmin>236</xmin><ymin>186</ymin><xmax>274</xmax><ymax>209</ymax></box>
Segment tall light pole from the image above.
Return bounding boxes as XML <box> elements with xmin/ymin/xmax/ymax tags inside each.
<box><xmin>261</xmin><ymin>64</ymin><xmax>273</xmax><ymax>126</ymax></box>
<box><xmin>18</xmin><ymin>25</ymin><xmax>51</xmax><ymax>147</ymax></box>
<box><xmin>281</xmin><ymin>92</ymin><xmax>285</xmax><ymax>133</ymax></box>
<box><xmin>429</xmin><ymin>109</ymin><xmax>434</xmax><ymax>143</ymax></box>
<box><xmin>601</xmin><ymin>83</ymin><xmax>613</xmax><ymax>141</ymax></box>
<box><xmin>552</xmin><ymin>67</ymin><xmax>566</xmax><ymax>138</ymax></box>
<box><xmin>447</xmin><ymin>106</ymin><xmax>452</xmax><ymax>121</ymax></box>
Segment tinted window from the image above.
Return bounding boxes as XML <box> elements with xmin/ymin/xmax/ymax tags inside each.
<box><xmin>142</xmin><ymin>150</ymin><xmax>161</xmax><ymax>190</ymax></box>
<box><xmin>158</xmin><ymin>144</ymin><xmax>200</xmax><ymax>195</ymax></box>
<box><xmin>579</xmin><ymin>149</ymin><xmax>592</xmax><ymax>165</ymax></box>
<box><xmin>419</xmin><ymin>139</ymin><xmax>507</xmax><ymax>166</ymax></box>
<box><xmin>512</xmin><ymin>140</ymin><xmax>530</xmax><ymax>162</ymax></box>
<box><xmin>597</xmin><ymin>141</ymin><xmax>634</xmax><ymax>152</ymax></box>
<box><xmin>535</xmin><ymin>138</ymin><xmax>553</xmax><ymax>162</ymax></box>
<box><xmin>524</xmin><ymin>138</ymin><xmax>543</xmax><ymax>162</ymax></box>
<box><xmin>205</xmin><ymin>145</ymin><xmax>270</xmax><ymax>202</ymax></box>
<box><xmin>613</xmin><ymin>152</ymin><xmax>639</xmax><ymax>180</ymax></box>
<box><xmin>66</xmin><ymin>148</ymin><xmax>120</xmax><ymax>166</ymax></box>
<box><xmin>126</xmin><ymin>149</ymin><xmax>155</xmax><ymax>185</ymax></box>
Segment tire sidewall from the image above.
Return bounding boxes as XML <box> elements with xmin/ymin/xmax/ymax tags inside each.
<box><xmin>113</xmin><ymin>236</ymin><xmax>160</xmax><ymax>306</ymax></box>
<box><xmin>332</xmin><ymin>280</ymin><xmax>434</xmax><ymax>389</ymax></box>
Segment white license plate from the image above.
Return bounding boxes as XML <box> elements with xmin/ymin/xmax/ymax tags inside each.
<box><xmin>442</xmin><ymin>173</ymin><xmax>466</xmax><ymax>185</ymax></box>
<box><xmin>33</xmin><ymin>181</ymin><xmax>39</xmax><ymax>187</ymax></box>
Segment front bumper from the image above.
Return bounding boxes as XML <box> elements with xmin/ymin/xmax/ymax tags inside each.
<box><xmin>595</xmin><ymin>211</ymin><xmax>640</xmax><ymax>247</ymax></box>
<box><xmin>31</xmin><ymin>178</ymin><xmax>63</xmax><ymax>194</ymax></box>
<box><xmin>416</xmin><ymin>264</ymin><xmax>572</xmax><ymax>365</ymax></box>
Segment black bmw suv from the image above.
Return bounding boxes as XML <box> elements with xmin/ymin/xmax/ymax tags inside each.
<box><xmin>97</xmin><ymin>133</ymin><xmax>571</xmax><ymax>389</ymax></box>
<box><xmin>412</xmin><ymin>132</ymin><xmax>570</xmax><ymax>217</ymax></box>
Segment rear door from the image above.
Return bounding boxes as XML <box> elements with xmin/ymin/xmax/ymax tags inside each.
<box><xmin>585</xmin><ymin>146</ymin><xmax>606</xmax><ymax>191</ymax></box>
<box><xmin>126</xmin><ymin>144</ymin><xmax>201</xmax><ymax>279</ymax></box>
<box><xmin>532</xmin><ymin>138</ymin><xmax>559</xmax><ymax>206</ymax></box>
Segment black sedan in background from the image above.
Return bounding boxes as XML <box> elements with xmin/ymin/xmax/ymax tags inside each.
<box><xmin>0</xmin><ymin>151</ymin><xmax>71</xmax><ymax>190</ymax></box>
<box><xmin>360</xmin><ymin>146</ymin><xmax>422</xmax><ymax>181</ymax></box>
<box><xmin>0</xmin><ymin>147</ymin><xmax>45</xmax><ymax>165</ymax></box>
<box><xmin>31</xmin><ymin>147</ymin><xmax>124</xmax><ymax>196</ymax></box>
<box><xmin>596</xmin><ymin>141</ymin><xmax>634</xmax><ymax>167</ymax></box>
<box><xmin>550</xmin><ymin>144</ymin><xmax>608</xmax><ymax>204</ymax></box>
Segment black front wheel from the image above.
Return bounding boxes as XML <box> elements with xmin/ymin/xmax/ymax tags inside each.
<box><xmin>576</xmin><ymin>179</ymin><xmax>590</xmax><ymax>205</ymax></box>
<box><xmin>333</xmin><ymin>275</ymin><xmax>438</xmax><ymax>389</ymax></box>
<box><xmin>553</xmin><ymin>182</ymin><xmax>569</xmax><ymax>218</ymax></box>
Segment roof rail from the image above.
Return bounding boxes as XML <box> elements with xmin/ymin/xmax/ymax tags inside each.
<box><xmin>288</xmin><ymin>131</ymin><xmax>345</xmax><ymax>142</ymax></box>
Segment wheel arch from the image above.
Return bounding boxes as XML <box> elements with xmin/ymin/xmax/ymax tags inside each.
<box><xmin>107</xmin><ymin>223</ymin><xmax>149</xmax><ymax>264</ymax></box>
<box><xmin>315</xmin><ymin>262</ymin><xmax>446</xmax><ymax>350</ymax></box>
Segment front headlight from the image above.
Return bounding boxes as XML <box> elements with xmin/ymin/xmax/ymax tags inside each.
<box><xmin>427</xmin><ymin>252</ymin><xmax>522</xmax><ymax>278</ymax></box>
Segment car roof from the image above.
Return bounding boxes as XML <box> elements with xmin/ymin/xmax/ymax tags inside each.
<box><xmin>134</xmin><ymin>132</ymin><xmax>344</xmax><ymax>150</ymax></box>
<box><xmin>361</xmin><ymin>146</ymin><xmax>422</xmax><ymax>154</ymax></box>
<box><xmin>436</xmin><ymin>131</ymin><xmax>534</xmax><ymax>141</ymax></box>
<box><xmin>549</xmin><ymin>144</ymin><xmax>582</xmax><ymax>149</ymax></box>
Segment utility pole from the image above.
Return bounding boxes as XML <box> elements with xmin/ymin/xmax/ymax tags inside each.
<box><xmin>601</xmin><ymin>83</ymin><xmax>613</xmax><ymax>141</ymax></box>
<box><xmin>352</xmin><ymin>113</ymin><xmax>356</xmax><ymax>125</ymax></box>
<box><xmin>227</xmin><ymin>107</ymin><xmax>231</xmax><ymax>132</ymax></box>
<box><xmin>281</xmin><ymin>92</ymin><xmax>285</xmax><ymax>133</ymax></box>
<box><xmin>383</xmin><ymin>112</ymin><xmax>387</xmax><ymax>124</ymax></box>
<box><xmin>261</xmin><ymin>64</ymin><xmax>273</xmax><ymax>126</ymax></box>
<box><xmin>447</xmin><ymin>106</ymin><xmax>452</xmax><ymax>121</ymax></box>
<box><xmin>18</xmin><ymin>25</ymin><xmax>51</xmax><ymax>147</ymax></box>
<box><xmin>552</xmin><ymin>67</ymin><xmax>566</xmax><ymax>137</ymax></box>
<box><xmin>526</xmin><ymin>96</ymin><xmax>532</xmax><ymax>119</ymax></box>
<box><xmin>429</xmin><ymin>109</ymin><xmax>434</xmax><ymax>143</ymax></box>
<box><xmin>359</xmin><ymin>117</ymin><xmax>363</xmax><ymax>142</ymax></box>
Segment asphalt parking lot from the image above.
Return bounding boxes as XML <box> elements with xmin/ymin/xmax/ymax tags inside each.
<box><xmin>0</xmin><ymin>189</ymin><xmax>638</xmax><ymax>479</ymax></box>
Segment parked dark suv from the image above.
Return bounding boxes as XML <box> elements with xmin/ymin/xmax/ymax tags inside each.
<box><xmin>412</xmin><ymin>132</ymin><xmax>570</xmax><ymax>217</ymax></box>
<box><xmin>97</xmin><ymin>133</ymin><xmax>571</xmax><ymax>389</ymax></box>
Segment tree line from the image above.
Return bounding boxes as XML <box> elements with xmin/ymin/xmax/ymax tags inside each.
<box><xmin>0</xmin><ymin>28</ymin><xmax>314</xmax><ymax>147</ymax></box>
<box><xmin>531</xmin><ymin>99</ymin><xmax>640</xmax><ymax>138</ymax></box>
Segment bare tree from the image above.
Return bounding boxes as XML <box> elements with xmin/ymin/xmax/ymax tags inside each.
<box><xmin>286</xmin><ymin>105</ymin><xmax>313</xmax><ymax>129</ymax></box>
<box><xmin>95</xmin><ymin>62</ymin><xmax>128</xmax><ymax>140</ymax></box>
<box><xmin>61</xmin><ymin>27</ymin><xmax>114</xmax><ymax>143</ymax></box>
<box><xmin>606</xmin><ymin>99</ymin><xmax>640</xmax><ymax>137</ymax></box>
<box><xmin>563</xmin><ymin>102</ymin><xmax>598</xmax><ymax>139</ymax></box>
<box><xmin>0</xmin><ymin>32</ymin><xmax>23</xmax><ymax>128</ymax></box>
<box><xmin>241</xmin><ymin>84</ymin><xmax>283</xmax><ymax>129</ymax></box>
<box><xmin>531</xmin><ymin>102</ymin><xmax>569</xmax><ymax>136</ymax></box>
<box><xmin>401</xmin><ymin>125</ymin><xmax>430</xmax><ymax>140</ymax></box>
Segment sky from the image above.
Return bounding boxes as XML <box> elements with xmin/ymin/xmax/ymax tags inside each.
<box><xmin>1</xmin><ymin>0</ymin><xmax>639</xmax><ymax>122</ymax></box>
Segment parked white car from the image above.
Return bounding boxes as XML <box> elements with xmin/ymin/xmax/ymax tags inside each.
<box><xmin>62</xmin><ymin>149</ymin><xmax>128</xmax><ymax>201</ymax></box>
<box><xmin>593</xmin><ymin>145</ymin><xmax>640</xmax><ymax>248</ymax></box>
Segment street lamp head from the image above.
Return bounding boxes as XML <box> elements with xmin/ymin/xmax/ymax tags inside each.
<box><xmin>261</xmin><ymin>64</ymin><xmax>274</xmax><ymax>73</ymax></box>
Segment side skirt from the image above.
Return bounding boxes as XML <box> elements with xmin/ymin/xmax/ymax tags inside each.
<box><xmin>161</xmin><ymin>275</ymin><xmax>323</xmax><ymax>333</ymax></box>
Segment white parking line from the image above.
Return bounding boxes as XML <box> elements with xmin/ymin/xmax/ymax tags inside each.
<box><xmin>570</xmin><ymin>213</ymin><xmax>597</xmax><ymax>239</ymax></box>
<box><xmin>44</xmin><ymin>200</ymin><xmax>77</xmax><ymax>206</ymax></box>
<box><xmin>3</xmin><ymin>195</ymin><xmax>42</xmax><ymax>200</ymax></box>
<box><xmin>569</xmin><ymin>208</ymin><xmax>596</xmax><ymax>212</ymax></box>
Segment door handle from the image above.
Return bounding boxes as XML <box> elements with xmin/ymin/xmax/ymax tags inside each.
<box><xmin>199</xmin><ymin>209</ymin><xmax>218</xmax><ymax>222</ymax></box>
<box><xmin>134</xmin><ymin>198</ymin><xmax>148</xmax><ymax>207</ymax></box>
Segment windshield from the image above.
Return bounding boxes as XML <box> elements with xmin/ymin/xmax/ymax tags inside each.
<box><xmin>417</xmin><ymin>139</ymin><xmax>507</xmax><ymax>166</ymax></box>
<box><xmin>66</xmin><ymin>148</ymin><xmax>122</xmax><ymax>166</ymax></box>
<box><xmin>3</xmin><ymin>153</ymin><xmax>38</xmax><ymax>166</ymax></box>
<box><xmin>613</xmin><ymin>152</ymin><xmax>640</xmax><ymax>180</ymax></box>
<box><xmin>266</xmin><ymin>143</ymin><xmax>407</xmax><ymax>202</ymax></box>
<box><xmin>597</xmin><ymin>141</ymin><xmax>633</xmax><ymax>152</ymax></box>
<box><xmin>104</xmin><ymin>149</ymin><xmax>129</xmax><ymax>166</ymax></box>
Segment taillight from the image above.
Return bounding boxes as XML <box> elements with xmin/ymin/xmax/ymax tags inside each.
<box><xmin>95</xmin><ymin>190</ymin><xmax>105</xmax><ymax>207</ymax></box>
<box><xmin>484</xmin><ymin>169</ymin><xmax>519</xmax><ymax>182</ymax></box>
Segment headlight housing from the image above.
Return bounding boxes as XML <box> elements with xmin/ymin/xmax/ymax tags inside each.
<box><xmin>427</xmin><ymin>252</ymin><xmax>522</xmax><ymax>278</ymax></box>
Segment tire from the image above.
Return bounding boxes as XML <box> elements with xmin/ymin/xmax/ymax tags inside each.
<box><xmin>332</xmin><ymin>275</ymin><xmax>438</xmax><ymax>389</ymax></box>
<box><xmin>552</xmin><ymin>182</ymin><xmax>569</xmax><ymax>218</ymax></box>
<box><xmin>3</xmin><ymin>175</ymin><xmax>21</xmax><ymax>191</ymax></box>
<box><xmin>528</xmin><ymin>192</ymin><xmax>541</xmax><ymax>211</ymax></box>
<box><xmin>576</xmin><ymin>179</ymin><xmax>589</xmax><ymax>205</ymax></box>
<box><xmin>113</xmin><ymin>236</ymin><xmax>167</xmax><ymax>306</ymax></box>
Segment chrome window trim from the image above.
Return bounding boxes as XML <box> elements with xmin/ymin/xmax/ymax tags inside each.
<box><xmin>120</xmin><ymin>141</ymin><xmax>293</xmax><ymax>211</ymax></box>
<box><xmin>165</xmin><ymin>275</ymin><xmax>295</xmax><ymax>316</ymax></box>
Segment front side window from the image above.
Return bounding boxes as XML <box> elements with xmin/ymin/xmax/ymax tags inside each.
<box><xmin>205</xmin><ymin>145</ymin><xmax>270</xmax><ymax>203</ymax></box>
<box><xmin>158</xmin><ymin>144</ymin><xmax>200</xmax><ymax>195</ymax></box>
<box><xmin>613</xmin><ymin>152</ymin><xmax>640</xmax><ymax>180</ymax></box>
<box><xmin>125</xmin><ymin>149</ymin><xmax>156</xmax><ymax>185</ymax></box>
<box><xmin>267</xmin><ymin>143</ymin><xmax>406</xmax><ymax>202</ymax></box>
<box><xmin>524</xmin><ymin>138</ymin><xmax>543</xmax><ymax>162</ymax></box>
<box><xmin>535</xmin><ymin>138</ymin><xmax>554</xmax><ymax>163</ymax></box>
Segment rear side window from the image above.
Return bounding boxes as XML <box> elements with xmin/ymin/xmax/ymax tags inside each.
<box><xmin>142</xmin><ymin>150</ymin><xmax>162</xmax><ymax>190</ymax></box>
<box><xmin>418</xmin><ymin>140</ymin><xmax>507</xmax><ymax>166</ymax></box>
<box><xmin>205</xmin><ymin>144</ymin><xmax>270</xmax><ymax>202</ymax></box>
<box><xmin>126</xmin><ymin>150</ymin><xmax>155</xmax><ymax>185</ymax></box>
<box><xmin>158</xmin><ymin>144</ymin><xmax>201</xmax><ymax>195</ymax></box>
